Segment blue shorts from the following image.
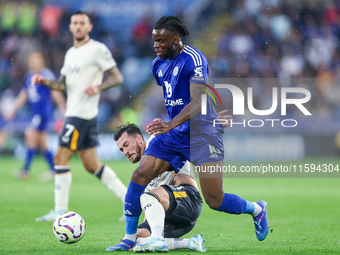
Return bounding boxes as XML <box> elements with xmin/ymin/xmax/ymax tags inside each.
<box><xmin>144</xmin><ymin>130</ymin><xmax>224</xmax><ymax>172</ymax></box>
<box><xmin>29</xmin><ymin>114</ymin><xmax>49</xmax><ymax>132</ymax></box>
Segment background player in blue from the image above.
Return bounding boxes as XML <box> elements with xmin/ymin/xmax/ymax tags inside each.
<box><xmin>109</xmin><ymin>16</ymin><xmax>269</xmax><ymax>252</ymax></box>
<box><xmin>6</xmin><ymin>52</ymin><xmax>66</xmax><ymax>181</ymax></box>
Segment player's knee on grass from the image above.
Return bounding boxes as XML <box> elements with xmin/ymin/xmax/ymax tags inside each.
<box><xmin>136</xmin><ymin>228</ymin><xmax>151</xmax><ymax>238</ymax></box>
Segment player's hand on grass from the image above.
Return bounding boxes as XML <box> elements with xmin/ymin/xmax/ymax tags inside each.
<box><xmin>31</xmin><ymin>74</ymin><xmax>48</xmax><ymax>86</ymax></box>
<box><xmin>146</xmin><ymin>118</ymin><xmax>172</xmax><ymax>135</ymax></box>
<box><xmin>217</xmin><ymin>109</ymin><xmax>232</xmax><ymax>128</ymax></box>
<box><xmin>85</xmin><ymin>85</ymin><xmax>100</xmax><ymax>96</ymax></box>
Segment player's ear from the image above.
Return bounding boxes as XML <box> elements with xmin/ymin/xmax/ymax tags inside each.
<box><xmin>88</xmin><ymin>23</ymin><xmax>93</xmax><ymax>33</ymax></box>
<box><xmin>136</xmin><ymin>134</ymin><xmax>143</xmax><ymax>145</ymax></box>
<box><xmin>173</xmin><ymin>35</ymin><xmax>180</xmax><ymax>45</ymax></box>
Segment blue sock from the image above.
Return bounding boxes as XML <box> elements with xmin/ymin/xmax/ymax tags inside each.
<box><xmin>217</xmin><ymin>193</ymin><xmax>254</xmax><ymax>215</ymax></box>
<box><xmin>43</xmin><ymin>150</ymin><xmax>55</xmax><ymax>171</ymax></box>
<box><xmin>23</xmin><ymin>148</ymin><xmax>36</xmax><ymax>171</ymax></box>
<box><xmin>124</xmin><ymin>181</ymin><xmax>146</xmax><ymax>240</ymax></box>
<box><xmin>244</xmin><ymin>200</ymin><xmax>255</xmax><ymax>214</ymax></box>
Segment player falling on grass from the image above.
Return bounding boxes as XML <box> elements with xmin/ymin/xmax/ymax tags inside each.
<box><xmin>32</xmin><ymin>11</ymin><xmax>127</xmax><ymax>221</ymax></box>
<box><xmin>108</xmin><ymin>16</ymin><xmax>269</xmax><ymax>252</ymax></box>
<box><xmin>6</xmin><ymin>52</ymin><xmax>66</xmax><ymax>182</ymax></box>
<box><xmin>107</xmin><ymin>123</ymin><xmax>206</xmax><ymax>252</ymax></box>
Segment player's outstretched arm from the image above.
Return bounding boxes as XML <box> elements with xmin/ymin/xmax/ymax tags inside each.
<box><xmin>84</xmin><ymin>66</ymin><xmax>124</xmax><ymax>96</ymax></box>
<box><xmin>146</xmin><ymin>83</ymin><xmax>204</xmax><ymax>135</ymax></box>
<box><xmin>31</xmin><ymin>74</ymin><xmax>66</xmax><ymax>92</ymax></box>
<box><xmin>5</xmin><ymin>89</ymin><xmax>28</xmax><ymax>121</ymax></box>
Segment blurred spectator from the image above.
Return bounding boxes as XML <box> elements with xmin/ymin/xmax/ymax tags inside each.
<box><xmin>1</xmin><ymin>0</ymin><xmax>340</xmax><ymax>132</ymax></box>
<box><xmin>131</xmin><ymin>15</ymin><xmax>154</xmax><ymax>57</ymax></box>
<box><xmin>17</xmin><ymin>0</ymin><xmax>38</xmax><ymax>35</ymax></box>
<box><xmin>40</xmin><ymin>5</ymin><xmax>62</xmax><ymax>37</ymax></box>
<box><xmin>0</xmin><ymin>1</ymin><xmax>17</xmax><ymax>34</ymax></box>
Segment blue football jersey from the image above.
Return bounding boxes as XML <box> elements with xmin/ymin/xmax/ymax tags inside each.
<box><xmin>152</xmin><ymin>45</ymin><xmax>223</xmax><ymax>135</ymax></box>
<box><xmin>23</xmin><ymin>68</ymin><xmax>56</xmax><ymax>117</ymax></box>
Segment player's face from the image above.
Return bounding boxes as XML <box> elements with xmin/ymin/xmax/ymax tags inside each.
<box><xmin>69</xmin><ymin>14</ymin><xmax>93</xmax><ymax>41</ymax></box>
<box><xmin>152</xmin><ymin>29</ymin><xmax>179</xmax><ymax>60</ymax></box>
<box><xmin>116</xmin><ymin>132</ymin><xmax>143</xmax><ymax>163</ymax></box>
<box><xmin>28</xmin><ymin>52</ymin><xmax>45</xmax><ymax>72</ymax></box>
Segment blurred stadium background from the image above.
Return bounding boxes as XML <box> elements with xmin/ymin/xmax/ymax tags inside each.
<box><xmin>0</xmin><ymin>0</ymin><xmax>340</xmax><ymax>162</ymax></box>
<box><xmin>0</xmin><ymin>1</ymin><xmax>339</xmax><ymax>254</ymax></box>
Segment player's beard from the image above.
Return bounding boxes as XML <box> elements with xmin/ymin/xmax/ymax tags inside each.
<box><xmin>131</xmin><ymin>142</ymin><xmax>142</xmax><ymax>163</ymax></box>
<box><xmin>163</xmin><ymin>43</ymin><xmax>176</xmax><ymax>60</ymax></box>
<box><xmin>74</xmin><ymin>35</ymin><xmax>86</xmax><ymax>42</ymax></box>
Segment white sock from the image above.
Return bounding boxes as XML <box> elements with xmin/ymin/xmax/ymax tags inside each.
<box><xmin>54</xmin><ymin>166</ymin><xmax>72</xmax><ymax>211</ymax></box>
<box><xmin>95</xmin><ymin>165</ymin><xmax>127</xmax><ymax>203</ymax></box>
<box><xmin>137</xmin><ymin>237</ymin><xmax>150</xmax><ymax>245</ymax></box>
<box><xmin>173</xmin><ymin>238</ymin><xmax>189</xmax><ymax>250</ymax></box>
<box><xmin>124</xmin><ymin>234</ymin><xmax>136</xmax><ymax>242</ymax></box>
<box><xmin>164</xmin><ymin>238</ymin><xmax>188</xmax><ymax>250</ymax></box>
<box><xmin>140</xmin><ymin>193</ymin><xmax>165</xmax><ymax>238</ymax></box>
<box><xmin>137</xmin><ymin>237</ymin><xmax>189</xmax><ymax>251</ymax></box>
<box><xmin>252</xmin><ymin>202</ymin><xmax>262</xmax><ymax>217</ymax></box>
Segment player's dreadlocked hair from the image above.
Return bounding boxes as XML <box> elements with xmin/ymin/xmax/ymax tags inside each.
<box><xmin>154</xmin><ymin>16</ymin><xmax>190</xmax><ymax>38</ymax></box>
<box><xmin>114</xmin><ymin>122</ymin><xmax>144</xmax><ymax>141</ymax></box>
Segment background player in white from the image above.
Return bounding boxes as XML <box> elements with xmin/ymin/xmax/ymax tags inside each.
<box><xmin>32</xmin><ymin>11</ymin><xmax>127</xmax><ymax>221</ymax></box>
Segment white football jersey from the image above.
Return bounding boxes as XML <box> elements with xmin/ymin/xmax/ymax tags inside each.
<box><xmin>60</xmin><ymin>39</ymin><xmax>116</xmax><ymax>120</ymax></box>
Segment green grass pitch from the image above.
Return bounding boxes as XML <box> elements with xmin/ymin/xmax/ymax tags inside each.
<box><xmin>0</xmin><ymin>156</ymin><xmax>339</xmax><ymax>254</ymax></box>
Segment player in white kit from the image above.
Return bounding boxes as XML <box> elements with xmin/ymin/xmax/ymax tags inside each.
<box><xmin>32</xmin><ymin>11</ymin><xmax>127</xmax><ymax>221</ymax></box>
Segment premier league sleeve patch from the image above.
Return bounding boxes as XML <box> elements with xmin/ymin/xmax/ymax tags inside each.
<box><xmin>190</xmin><ymin>66</ymin><xmax>206</xmax><ymax>82</ymax></box>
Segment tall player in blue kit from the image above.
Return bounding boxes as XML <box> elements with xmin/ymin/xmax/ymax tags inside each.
<box><xmin>108</xmin><ymin>16</ymin><xmax>269</xmax><ymax>252</ymax></box>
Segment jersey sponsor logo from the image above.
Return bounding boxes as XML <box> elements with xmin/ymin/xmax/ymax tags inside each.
<box><xmin>194</xmin><ymin>66</ymin><xmax>204</xmax><ymax>78</ymax></box>
<box><xmin>164</xmin><ymin>81</ymin><xmax>172</xmax><ymax>98</ymax></box>
<box><xmin>66</xmin><ymin>65</ymin><xmax>80</xmax><ymax>74</ymax></box>
<box><xmin>158</xmin><ymin>70</ymin><xmax>163</xmax><ymax>77</ymax></box>
<box><xmin>165</xmin><ymin>98</ymin><xmax>184</xmax><ymax>106</ymax></box>
<box><xmin>173</xmin><ymin>66</ymin><xmax>179</xmax><ymax>76</ymax></box>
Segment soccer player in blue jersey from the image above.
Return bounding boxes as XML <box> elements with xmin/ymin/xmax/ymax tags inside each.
<box><xmin>6</xmin><ymin>52</ymin><xmax>66</xmax><ymax>181</ymax></box>
<box><xmin>109</xmin><ymin>16</ymin><xmax>269</xmax><ymax>252</ymax></box>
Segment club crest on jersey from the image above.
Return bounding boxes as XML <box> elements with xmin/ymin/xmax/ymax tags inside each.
<box><xmin>173</xmin><ymin>66</ymin><xmax>179</xmax><ymax>76</ymax></box>
<box><xmin>194</xmin><ymin>66</ymin><xmax>204</xmax><ymax>77</ymax></box>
